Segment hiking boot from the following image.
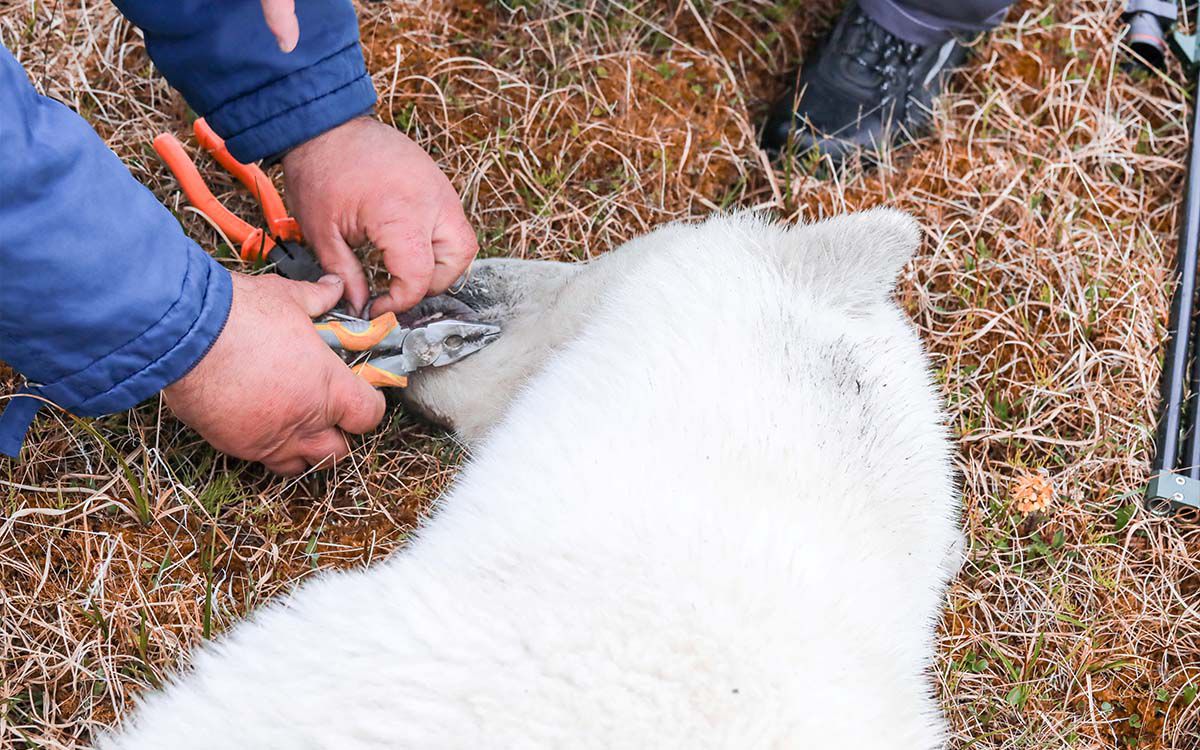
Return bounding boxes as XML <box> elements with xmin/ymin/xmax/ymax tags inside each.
<box><xmin>760</xmin><ymin>1</ymin><xmax>968</xmax><ymax>162</ymax></box>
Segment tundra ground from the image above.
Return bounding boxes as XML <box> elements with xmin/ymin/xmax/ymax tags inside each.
<box><xmin>2</xmin><ymin>1</ymin><xmax>1198</xmax><ymax>747</ymax></box>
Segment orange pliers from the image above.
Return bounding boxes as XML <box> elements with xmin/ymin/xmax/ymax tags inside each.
<box><xmin>153</xmin><ymin>119</ymin><xmax>499</xmax><ymax>387</ymax></box>
<box><xmin>153</xmin><ymin>118</ymin><xmax>324</xmax><ymax>283</ymax></box>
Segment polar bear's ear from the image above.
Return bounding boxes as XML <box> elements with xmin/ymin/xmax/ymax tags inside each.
<box><xmin>788</xmin><ymin>207</ymin><xmax>920</xmax><ymax>311</ymax></box>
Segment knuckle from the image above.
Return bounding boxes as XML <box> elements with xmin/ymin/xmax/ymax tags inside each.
<box><xmin>307</xmin><ymin>442</ymin><xmax>346</xmax><ymax>465</ymax></box>
<box><xmin>444</xmin><ymin>237</ymin><xmax>478</xmax><ymax>263</ymax></box>
<box><xmin>374</xmin><ymin>217</ymin><xmax>425</xmax><ymax>245</ymax></box>
<box><xmin>391</xmin><ymin>272</ymin><xmax>427</xmax><ymax>294</ymax></box>
<box><xmin>389</xmin><ymin>286</ymin><xmax>423</xmax><ymax>308</ymax></box>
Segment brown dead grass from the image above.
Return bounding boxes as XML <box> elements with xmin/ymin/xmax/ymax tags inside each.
<box><xmin>2</xmin><ymin>0</ymin><xmax>1200</xmax><ymax>747</ymax></box>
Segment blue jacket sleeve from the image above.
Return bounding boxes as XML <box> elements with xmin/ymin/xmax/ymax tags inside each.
<box><xmin>112</xmin><ymin>0</ymin><xmax>377</xmax><ymax>162</ymax></box>
<box><xmin>0</xmin><ymin>45</ymin><xmax>233</xmax><ymax>457</ymax></box>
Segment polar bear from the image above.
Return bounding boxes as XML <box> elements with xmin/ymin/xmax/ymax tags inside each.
<box><xmin>99</xmin><ymin>210</ymin><xmax>962</xmax><ymax>750</ymax></box>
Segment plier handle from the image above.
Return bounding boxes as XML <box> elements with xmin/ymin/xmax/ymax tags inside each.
<box><xmin>152</xmin><ymin>120</ymin><xmax>499</xmax><ymax>387</ymax></box>
<box><xmin>316</xmin><ymin>314</ymin><xmax>499</xmax><ymax>388</ymax></box>
<box><xmin>153</xmin><ymin>120</ymin><xmax>324</xmax><ymax>282</ymax></box>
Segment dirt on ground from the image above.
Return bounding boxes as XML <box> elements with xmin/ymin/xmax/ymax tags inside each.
<box><xmin>2</xmin><ymin>1</ymin><xmax>1200</xmax><ymax>748</ymax></box>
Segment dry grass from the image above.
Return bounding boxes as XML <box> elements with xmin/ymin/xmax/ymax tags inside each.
<box><xmin>2</xmin><ymin>0</ymin><xmax>1199</xmax><ymax>747</ymax></box>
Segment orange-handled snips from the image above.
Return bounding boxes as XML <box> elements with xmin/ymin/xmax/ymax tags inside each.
<box><xmin>152</xmin><ymin>118</ymin><xmax>321</xmax><ymax>282</ymax></box>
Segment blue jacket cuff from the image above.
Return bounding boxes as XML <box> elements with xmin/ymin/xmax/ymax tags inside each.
<box><xmin>0</xmin><ymin>245</ymin><xmax>231</xmax><ymax>458</ymax></box>
<box><xmin>207</xmin><ymin>43</ymin><xmax>377</xmax><ymax>163</ymax></box>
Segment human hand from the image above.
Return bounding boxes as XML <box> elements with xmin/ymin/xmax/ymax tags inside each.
<box><xmin>282</xmin><ymin>117</ymin><xmax>479</xmax><ymax>317</ymax></box>
<box><xmin>164</xmin><ymin>272</ymin><xmax>386</xmax><ymax>475</ymax></box>
<box><xmin>260</xmin><ymin>0</ymin><xmax>299</xmax><ymax>52</ymax></box>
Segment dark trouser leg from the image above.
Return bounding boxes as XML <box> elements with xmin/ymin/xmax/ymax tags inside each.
<box><xmin>858</xmin><ymin>0</ymin><xmax>1013</xmax><ymax>45</ymax></box>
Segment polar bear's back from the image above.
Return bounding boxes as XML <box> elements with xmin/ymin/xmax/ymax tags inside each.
<box><xmin>101</xmin><ymin>211</ymin><xmax>959</xmax><ymax>750</ymax></box>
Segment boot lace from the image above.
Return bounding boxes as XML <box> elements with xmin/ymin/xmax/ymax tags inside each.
<box><xmin>841</xmin><ymin>12</ymin><xmax>922</xmax><ymax>95</ymax></box>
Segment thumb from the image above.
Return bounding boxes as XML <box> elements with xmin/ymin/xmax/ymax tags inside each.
<box><xmin>328</xmin><ymin>365</ymin><xmax>387</xmax><ymax>435</ymax></box>
<box><xmin>285</xmin><ymin>274</ymin><xmax>345</xmax><ymax>318</ymax></box>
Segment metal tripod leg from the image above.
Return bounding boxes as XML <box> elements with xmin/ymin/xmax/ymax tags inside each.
<box><xmin>1145</xmin><ymin>33</ymin><xmax>1200</xmax><ymax>516</ymax></box>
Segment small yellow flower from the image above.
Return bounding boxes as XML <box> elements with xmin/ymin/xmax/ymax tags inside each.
<box><xmin>1012</xmin><ymin>472</ymin><xmax>1054</xmax><ymax>515</ymax></box>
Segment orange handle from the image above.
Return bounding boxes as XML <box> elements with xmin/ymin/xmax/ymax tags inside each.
<box><xmin>193</xmin><ymin>119</ymin><xmax>300</xmax><ymax>242</ymax></box>
<box><xmin>153</xmin><ymin>133</ymin><xmax>257</xmax><ymax>245</ymax></box>
<box><xmin>352</xmin><ymin>362</ymin><xmax>408</xmax><ymax>388</ymax></box>
<box><xmin>315</xmin><ymin>312</ymin><xmax>399</xmax><ymax>351</ymax></box>
<box><xmin>154</xmin><ymin>132</ymin><xmax>279</xmax><ymax>263</ymax></box>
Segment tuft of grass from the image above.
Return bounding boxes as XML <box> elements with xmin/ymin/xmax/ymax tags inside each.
<box><xmin>69</xmin><ymin>413</ymin><xmax>152</xmax><ymax>524</ymax></box>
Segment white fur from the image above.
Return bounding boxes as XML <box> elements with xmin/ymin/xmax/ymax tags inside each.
<box><xmin>100</xmin><ymin>210</ymin><xmax>961</xmax><ymax>750</ymax></box>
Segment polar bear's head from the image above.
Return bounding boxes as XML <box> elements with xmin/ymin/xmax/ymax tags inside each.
<box><xmin>404</xmin><ymin>207</ymin><xmax>922</xmax><ymax>442</ymax></box>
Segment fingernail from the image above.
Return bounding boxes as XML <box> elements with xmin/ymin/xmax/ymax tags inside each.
<box><xmin>319</xmin><ymin>274</ymin><xmax>343</xmax><ymax>286</ymax></box>
<box><xmin>449</xmin><ymin>269</ymin><xmax>471</xmax><ymax>294</ymax></box>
